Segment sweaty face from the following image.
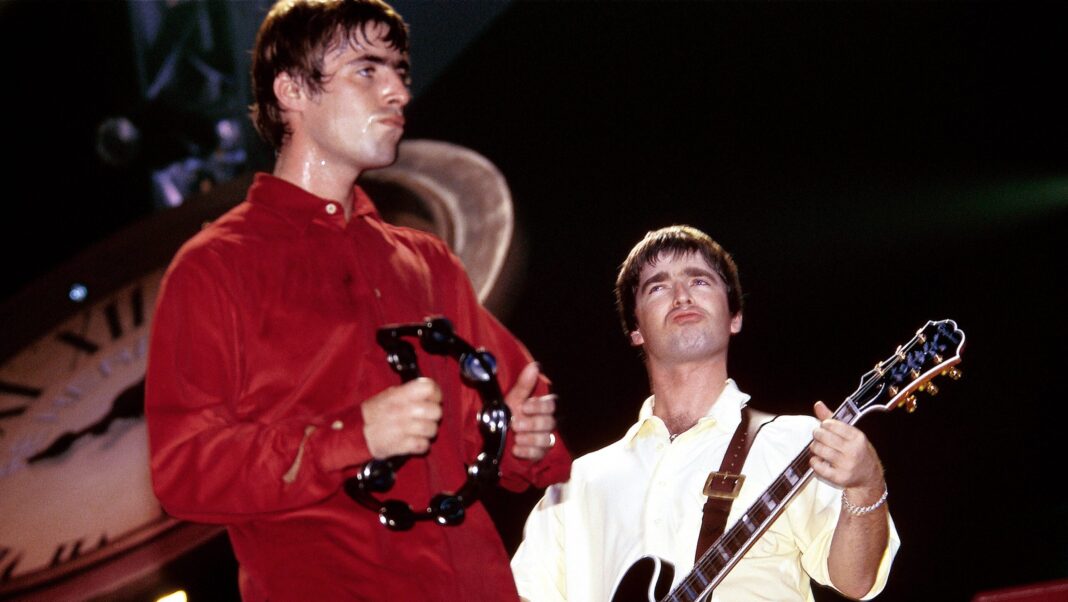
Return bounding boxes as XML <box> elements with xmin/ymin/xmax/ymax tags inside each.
<box><xmin>630</xmin><ymin>251</ymin><xmax>742</xmax><ymax>366</ymax></box>
<box><xmin>296</xmin><ymin>22</ymin><xmax>411</xmax><ymax>172</ymax></box>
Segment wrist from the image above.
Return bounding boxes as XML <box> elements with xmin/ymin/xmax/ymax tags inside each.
<box><xmin>841</xmin><ymin>484</ymin><xmax>888</xmax><ymax>516</ymax></box>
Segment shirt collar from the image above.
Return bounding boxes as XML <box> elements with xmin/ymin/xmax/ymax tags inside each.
<box><xmin>623</xmin><ymin>378</ymin><xmax>751</xmax><ymax>448</ymax></box>
<box><xmin>246</xmin><ymin>173</ymin><xmax>380</xmax><ymax>232</ymax></box>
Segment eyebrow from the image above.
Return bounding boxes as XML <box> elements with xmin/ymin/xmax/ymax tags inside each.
<box><xmin>348</xmin><ymin>51</ymin><xmax>410</xmax><ymax>73</ymax></box>
<box><xmin>639</xmin><ymin>266</ymin><xmax>719</xmax><ymax>293</ymax></box>
<box><xmin>341</xmin><ymin>47</ymin><xmax>407</xmax><ymax>72</ymax></box>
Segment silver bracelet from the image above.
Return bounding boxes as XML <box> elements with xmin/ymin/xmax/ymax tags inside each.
<box><xmin>841</xmin><ymin>485</ymin><xmax>888</xmax><ymax>516</ymax></box>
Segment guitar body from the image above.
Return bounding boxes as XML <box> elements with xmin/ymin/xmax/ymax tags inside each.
<box><xmin>611</xmin><ymin>556</ymin><xmax>675</xmax><ymax>602</ymax></box>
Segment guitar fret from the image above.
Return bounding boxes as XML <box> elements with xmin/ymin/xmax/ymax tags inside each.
<box><xmin>740</xmin><ymin>513</ymin><xmax>755</xmax><ymax>533</ymax></box>
<box><xmin>761</xmin><ymin>494</ymin><xmax>778</xmax><ymax>512</ymax></box>
<box><xmin>784</xmin><ymin>467</ymin><xmax>799</xmax><ymax>485</ymax></box>
<box><xmin>836</xmin><ymin>404</ymin><xmax>859</xmax><ymax>423</ymax></box>
<box><xmin>750</xmin><ymin>503</ymin><xmax>769</xmax><ymax>523</ymax></box>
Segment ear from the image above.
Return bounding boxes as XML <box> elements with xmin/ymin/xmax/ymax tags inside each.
<box><xmin>273</xmin><ymin>72</ymin><xmax>305</xmax><ymax>112</ymax></box>
<box><xmin>629</xmin><ymin>329</ymin><xmax>644</xmax><ymax>347</ymax></box>
<box><xmin>730</xmin><ymin>312</ymin><xmax>743</xmax><ymax>335</ymax></box>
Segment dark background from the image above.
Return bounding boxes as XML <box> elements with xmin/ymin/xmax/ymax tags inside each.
<box><xmin>2</xmin><ymin>1</ymin><xmax>1066</xmax><ymax>601</ymax></box>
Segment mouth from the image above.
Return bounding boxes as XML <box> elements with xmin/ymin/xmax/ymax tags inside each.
<box><xmin>668</xmin><ymin>308</ymin><xmax>703</xmax><ymax>324</ymax></box>
<box><xmin>377</xmin><ymin>114</ymin><xmax>406</xmax><ymax>129</ymax></box>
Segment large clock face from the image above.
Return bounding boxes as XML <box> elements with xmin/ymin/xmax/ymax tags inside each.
<box><xmin>0</xmin><ymin>269</ymin><xmax>172</xmax><ymax>593</ymax></box>
<box><xmin>0</xmin><ymin>172</ymin><xmax>247</xmax><ymax>598</ymax></box>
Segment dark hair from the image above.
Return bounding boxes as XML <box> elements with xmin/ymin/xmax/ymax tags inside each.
<box><xmin>614</xmin><ymin>225</ymin><xmax>743</xmax><ymax>335</ymax></box>
<box><xmin>250</xmin><ymin>0</ymin><xmax>409</xmax><ymax>149</ymax></box>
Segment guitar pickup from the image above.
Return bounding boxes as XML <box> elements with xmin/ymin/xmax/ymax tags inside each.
<box><xmin>703</xmin><ymin>471</ymin><xmax>745</xmax><ymax>500</ymax></box>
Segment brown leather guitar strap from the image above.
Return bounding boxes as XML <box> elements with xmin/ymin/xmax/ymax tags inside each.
<box><xmin>695</xmin><ymin>406</ymin><xmax>776</xmax><ymax>561</ymax></box>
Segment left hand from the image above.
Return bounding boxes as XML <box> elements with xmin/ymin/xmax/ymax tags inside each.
<box><xmin>809</xmin><ymin>401</ymin><xmax>885</xmax><ymax>493</ymax></box>
<box><xmin>505</xmin><ymin>362</ymin><xmax>558</xmax><ymax>461</ymax></box>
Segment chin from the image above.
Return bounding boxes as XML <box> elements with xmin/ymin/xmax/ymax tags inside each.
<box><xmin>362</xmin><ymin>151</ymin><xmax>399</xmax><ymax>170</ymax></box>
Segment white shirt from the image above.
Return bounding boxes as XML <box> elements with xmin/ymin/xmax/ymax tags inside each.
<box><xmin>511</xmin><ymin>380</ymin><xmax>899</xmax><ymax>601</ymax></box>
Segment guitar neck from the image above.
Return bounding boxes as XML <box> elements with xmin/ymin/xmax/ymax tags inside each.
<box><xmin>665</xmin><ymin>402</ymin><xmax>865</xmax><ymax>602</ymax></box>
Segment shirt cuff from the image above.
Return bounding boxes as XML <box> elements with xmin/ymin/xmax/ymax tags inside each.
<box><xmin>311</xmin><ymin>405</ymin><xmax>372</xmax><ymax>474</ymax></box>
<box><xmin>498</xmin><ymin>430</ymin><xmax>572</xmax><ymax>491</ymax></box>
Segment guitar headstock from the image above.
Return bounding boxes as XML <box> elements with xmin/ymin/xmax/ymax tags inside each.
<box><xmin>850</xmin><ymin>319</ymin><xmax>966</xmax><ymax>417</ymax></box>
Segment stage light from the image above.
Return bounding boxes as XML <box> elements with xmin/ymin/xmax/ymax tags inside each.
<box><xmin>156</xmin><ymin>590</ymin><xmax>187</xmax><ymax>602</ymax></box>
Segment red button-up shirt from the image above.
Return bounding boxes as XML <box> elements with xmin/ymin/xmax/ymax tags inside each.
<box><xmin>146</xmin><ymin>174</ymin><xmax>571</xmax><ymax>600</ymax></box>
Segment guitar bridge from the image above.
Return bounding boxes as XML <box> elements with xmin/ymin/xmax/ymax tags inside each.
<box><xmin>703</xmin><ymin>471</ymin><xmax>745</xmax><ymax>499</ymax></box>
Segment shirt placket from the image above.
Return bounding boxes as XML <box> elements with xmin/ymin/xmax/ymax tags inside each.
<box><xmin>643</xmin><ymin>430</ymin><xmax>679</xmax><ymax>563</ymax></box>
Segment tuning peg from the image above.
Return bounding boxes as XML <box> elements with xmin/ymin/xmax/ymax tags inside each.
<box><xmin>903</xmin><ymin>394</ymin><xmax>918</xmax><ymax>413</ymax></box>
<box><xmin>923</xmin><ymin>382</ymin><xmax>940</xmax><ymax>396</ymax></box>
<box><xmin>946</xmin><ymin>367</ymin><xmax>962</xmax><ymax>380</ymax></box>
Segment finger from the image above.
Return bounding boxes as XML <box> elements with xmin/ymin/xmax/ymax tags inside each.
<box><xmin>512</xmin><ymin>442</ymin><xmax>550</xmax><ymax>461</ymax></box>
<box><xmin>813</xmin><ymin>400</ymin><xmax>833</xmax><ymax>421</ymax></box>
<box><xmin>817</xmin><ymin>417</ymin><xmax>861</xmax><ymax>441</ymax></box>
<box><xmin>811</xmin><ymin>423</ymin><xmax>846</xmax><ymax>451</ymax></box>
<box><xmin>511</xmin><ymin>445</ymin><xmax>543</xmax><ymax>460</ymax></box>
<box><xmin>522</xmin><ymin>394</ymin><xmax>557</xmax><ymax>417</ymax></box>
<box><xmin>513</xmin><ymin>414</ymin><xmax>555</xmax><ymax>434</ymax></box>
<box><xmin>809</xmin><ymin>440</ymin><xmax>840</xmax><ymax>466</ymax></box>
<box><xmin>512</xmin><ymin>430</ymin><xmax>557</xmax><ymax>460</ymax></box>
<box><xmin>405</xmin><ymin>376</ymin><xmax>443</xmax><ymax>403</ymax></box>
<box><xmin>506</xmin><ymin>362</ymin><xmax>541</xmax><ymax>408</ymax></box>
<box><xmin>513</xmin><ymin>431</ymin><xmax>556</xmax><ymax>448</ymax></box>
<box><xmin>405</xmin><ymin>435</ymin><xmax>432</xmax><ymax>455</ymax></box>
<box><xmin>809</xmin><ymin>455</ymin><xmax>836</xmax><ymax>481</ymax></box>
<box><xmin>409</xmin><ymin>399</ymin><xmax>443</xmax><ymax>421</ymax></box>
<box><xmin>407</xmin><ymin>418</ymin><xmax>440</xmax><ymax>438</ymax></box>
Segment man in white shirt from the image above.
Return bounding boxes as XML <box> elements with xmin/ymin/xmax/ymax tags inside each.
<box><xmin>511</xmin><ymin>225</ymin><xmax>899</xmax><ymax>601</ymax></box>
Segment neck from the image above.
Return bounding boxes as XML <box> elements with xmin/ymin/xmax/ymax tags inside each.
<box><xmin>647</xmin><ymin>358</ymin><xmax>729</xmax><ymax>436</ymax></box>
<box><xmin>273</xmin><ymin>146</ymin><xmax>360</xmax><ymax>219</ymax></box>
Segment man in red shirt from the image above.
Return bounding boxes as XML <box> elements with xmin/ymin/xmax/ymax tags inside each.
<box><xmin>145</xmin><ymin>1</ymin><xmax>571</xmax><ymax>599</ymax></box>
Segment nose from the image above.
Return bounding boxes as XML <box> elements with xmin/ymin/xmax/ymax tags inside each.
<box><xmin>384</xmin><ymin>69</ymin><xmax>411</xmax><ymax>108</ymax></box>
<box><xmin>672</xmin><ymin>282</ymin><xmax>692</xmax><ymax>306</ymax></box>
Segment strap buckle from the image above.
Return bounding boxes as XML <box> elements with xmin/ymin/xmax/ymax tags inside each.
<box><xmin>703</xmin><ymin>471</ymin><xmax>745</xmax><ymax>500</ymax></box>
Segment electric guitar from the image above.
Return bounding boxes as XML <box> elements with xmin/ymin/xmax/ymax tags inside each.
<box><xmin>611</xmin><ymin>319</ymin><xmax>966</xmax><ymax>602</ymax></box>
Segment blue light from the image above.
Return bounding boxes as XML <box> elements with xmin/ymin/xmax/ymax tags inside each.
<box><xmin>69</xmin><ymin>283</ymin><xmax>88</xmax><ymax>303</ymax></box>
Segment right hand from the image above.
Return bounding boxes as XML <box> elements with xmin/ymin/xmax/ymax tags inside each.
<box><xmin>361</xmin><ymin>377</ymin><xmax>443</xmax><ymax>459</ymax></box>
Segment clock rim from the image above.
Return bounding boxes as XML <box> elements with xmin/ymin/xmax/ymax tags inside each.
<box><xmin>0</xmin><ymin>519</ymin><xmax>224</xmax><ymax>600</ymax></box>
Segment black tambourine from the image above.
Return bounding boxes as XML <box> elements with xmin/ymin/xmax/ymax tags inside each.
<box><xmin>343</xmin><ymin>316</ymin><xmax>510</xmax><ymax>530</ymax></box>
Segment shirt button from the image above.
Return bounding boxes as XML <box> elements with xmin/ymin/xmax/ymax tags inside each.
<box><xmin>374</xmin><ymin>288</ymin><xmax>382</xmax><ymax>298</ymax></box>
<box><xmin>325</xmin><ymin>203</ymin><xmax>338</xmax><ymax>215</ymax></box>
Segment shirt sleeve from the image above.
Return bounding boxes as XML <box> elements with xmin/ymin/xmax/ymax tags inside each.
<box><xmin>145</xmin><ymin>248</ymin><xmax>372</xmax><ymax>523</ymax></box>
<box><xmin>511</xmin><ymin>482</ymin><xmax>570</xmax><ymax>602</ymax></box>
<box><xmin>793</xmin><ymin>478</ymin><xmax>901</xmax><ymax>599</ymax></box>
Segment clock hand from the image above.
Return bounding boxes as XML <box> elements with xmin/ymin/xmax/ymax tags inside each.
<box><xmin>87</xmin><ymin>379</ymin><xmax>146</xmax><ymax>434</ymax></box>
<box><xmin>26</xmin><ymin>427</ymin><xmax>90</xmax><ymax>463</ymax></box>
<box><xmin>26</xmin><ymin>379</ymin><xmax>146</xmax><ymax>463</ymax></box>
